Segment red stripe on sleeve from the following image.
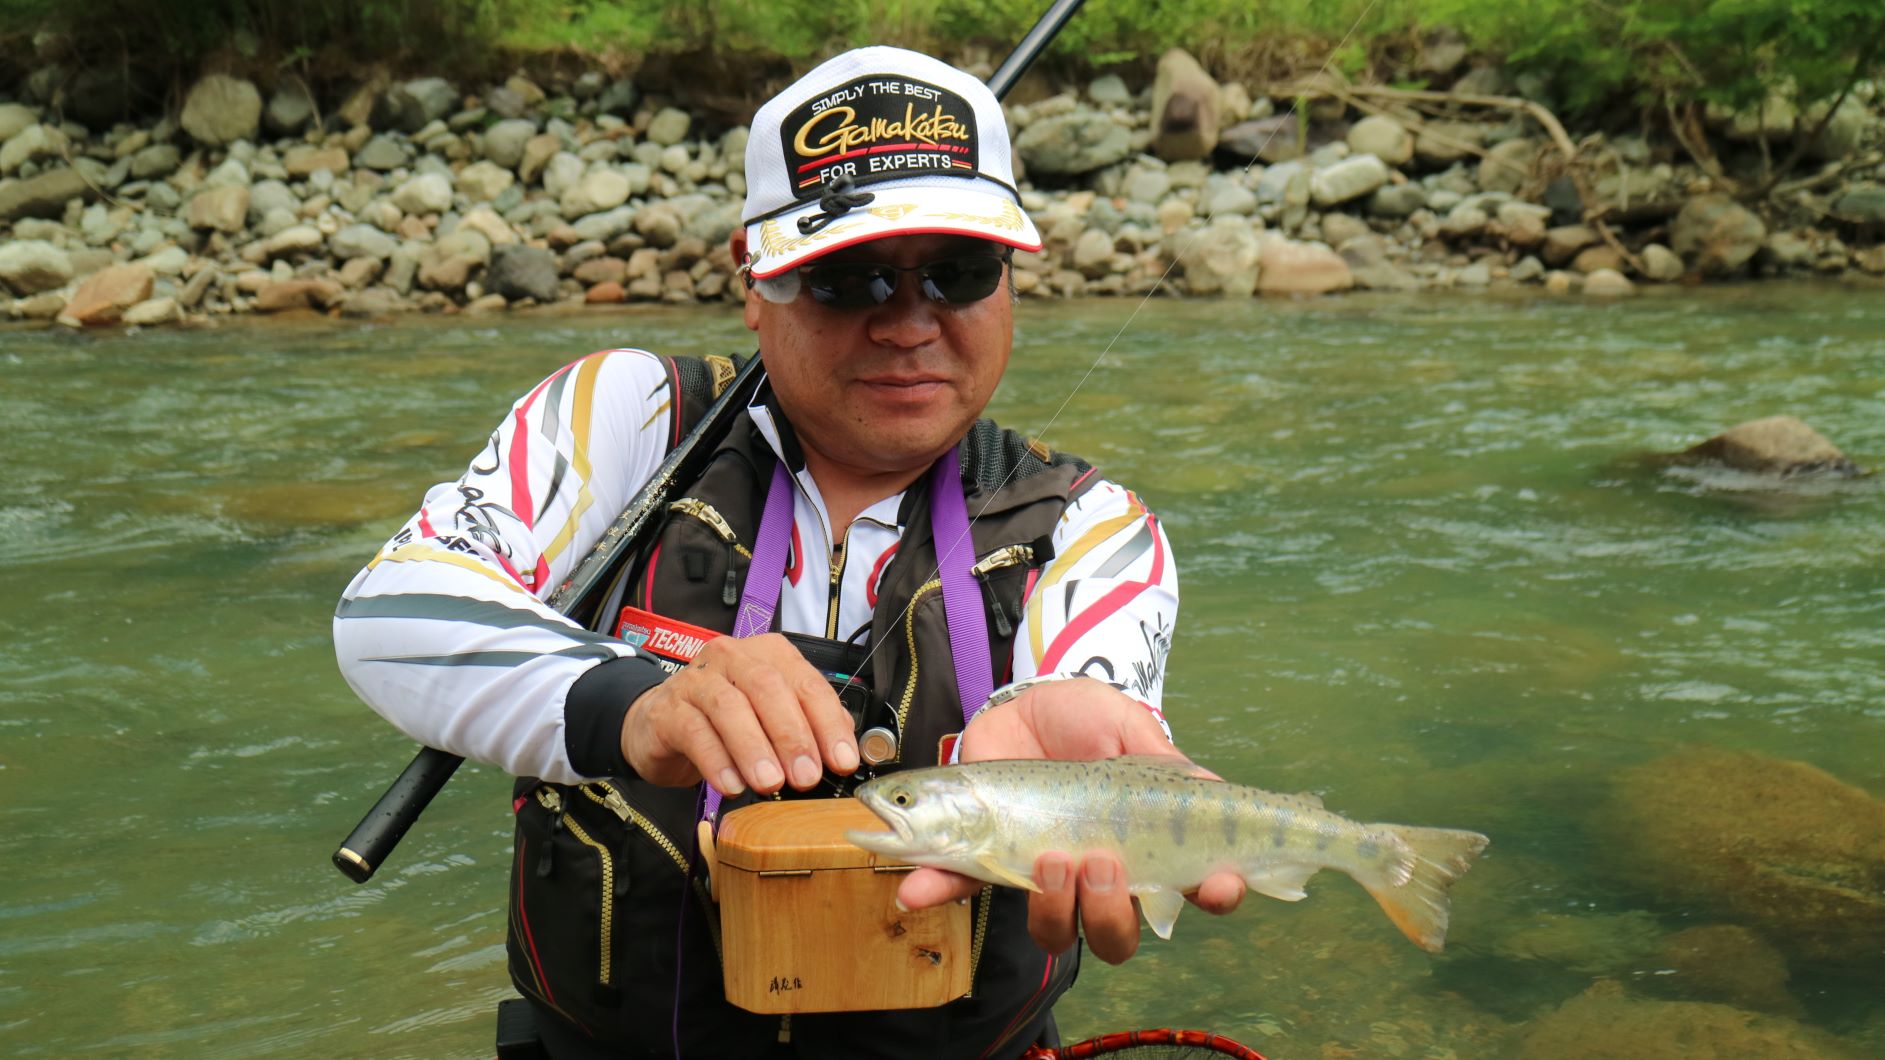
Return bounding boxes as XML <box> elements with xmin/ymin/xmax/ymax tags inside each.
<box><xmin>1036</xmin><ymin>512</ymin><xmax>1165</xmax><ymax>674</ymax></box>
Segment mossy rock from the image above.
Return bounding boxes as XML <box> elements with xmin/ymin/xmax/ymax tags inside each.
<box><xmin>1517</xmin><ymin>980</ymin><xmax>1858</xmax><ymax>1059</ymax></box>
<box><xmin>1594</xmin><ymin>747</ymin><xmax>1885</xmax><ymax>962</ymax></box>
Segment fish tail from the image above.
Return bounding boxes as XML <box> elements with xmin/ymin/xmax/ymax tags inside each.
<box><xmin>1354</xmin><ymin>825</ymin><xmax>1489</xmax><ymax>953</ymax></box>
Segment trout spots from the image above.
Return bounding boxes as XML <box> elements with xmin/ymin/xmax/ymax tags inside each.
<box><xmin>1220</xmin><ymin>793</ymin><xmax>1239</xmax><ymax>847</ymax></box>
<box><xmin>1272</xmin><ymin>807</ymin><xmax>1295</xmax><ymax>848</ymax></box>
<box><xmin>1355</xmin><ymin>837</ymin><xmax>1381</xmax><ymax>861</ymax></box>
<box><xmin>1169</xmin><ymin>789</ymin><xmax>1192</xmax><ymax>847</ymax></box>
<box><xmin>1315</xmin><ymin>819</ymin><xmax>1336</xmax><ymax>852</ymax></box>
<box><xmin>1109</xmin><ymin>786</ymin><xmax>1132</xmax><ymax>844</ymax></box>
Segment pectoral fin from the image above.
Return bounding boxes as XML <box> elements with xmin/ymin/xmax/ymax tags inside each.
<box><xmin>1136</xmin><ymin>887</ymin><xmax>1186</xmax><ymax>940</ymax></box>
<box><xmin>977</xmin><ymin>854</ymin><xmax>1043</xmax><ymax>892</ymax></box>
<box><xmin>1245</xmin><ymin>864</ymin><xmax>1319</xmax><ymax>902</ymax></box>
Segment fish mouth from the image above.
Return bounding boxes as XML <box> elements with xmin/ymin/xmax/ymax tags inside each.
<box><xmin>845</xmin><ymin>798</ymin><xmax>917</xmax><ymax>855</ymax></box>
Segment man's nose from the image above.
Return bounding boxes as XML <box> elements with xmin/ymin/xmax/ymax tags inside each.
<box><xmin>863</xmin><ymin>278</ymin><xmax>942</xmax><ymax>349</ymax></box>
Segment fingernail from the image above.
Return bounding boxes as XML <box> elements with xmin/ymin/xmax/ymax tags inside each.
<box><xmin>1040</xmin><ymin>859</ymin><xmax>1068</xmax><ymax>891</ymax></box>
<box><xmin>718</xmin><ymin>769</ymin><xmax>745</xmax><ymax>796</ymax></box>
<box><xmin>894</xmin><ymin>896</ymin><xmax>910</xmax><ymax>913</ymax></box>
<box><xmin>1083</xmin><ymin>859</ymin><xmax>1116</xmax><ymax>893</ymax></box>
<box><xmin>754</xmin><ymin>758</ymin><xmax>783</xmax><ymax>790</ymax></box>
<box><xmin>833</xmin><ymin>740</ymin><xmax>859</xmax><ymax>773</ymax></box>
<box><xmin>791</xmin><ymin>754</ymin><xmax>819</xmax><ymax>788</ymax></box>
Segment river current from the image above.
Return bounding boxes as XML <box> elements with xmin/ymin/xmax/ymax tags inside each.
<box><xmin>2</xmin><ymin>286</ymin><xmax>1881</xmax><ymax>1056</ymax></box>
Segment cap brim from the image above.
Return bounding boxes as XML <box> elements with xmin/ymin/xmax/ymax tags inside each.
<box><xmin>744</xmin><ymin>181</ymin><xmax>1042</xmax><ymax>280</ymax></box>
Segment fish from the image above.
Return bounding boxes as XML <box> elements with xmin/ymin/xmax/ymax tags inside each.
<box><xmin>846</xmin><ymin>755</ymin><xmax>1489</xmax><ymax>953</ymax></box>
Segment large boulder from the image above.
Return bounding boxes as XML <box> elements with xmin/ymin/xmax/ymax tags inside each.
<box><xmin>0</xmin><ymin>239</ymin><xmax>73</xmax><ymax>294</ymax></box>
<box><xmin>1149</xmin><ymin>48</ymin><xmax>1219</xmax><ymax>162</ymax></box>
<box><xmin>1015</xmin><ymin>110</ymin><xmax>1133</xmax><ymax>177</ymax></box>
<box><xmin>1594</xmin><ymin>747</ymin><xmax>1885</xmax><ymax>961</ymax></box>
<box><xmin>485</xmin><ymin>244</ymin><xmax>559</xmax><ymax>302</ymax></box>
<box><xmin>0</xmin><ymin>167</ymin><xmax>94</xmax><ymax>221</ymax></box>
<box><xmin>1255</xmin><ymin>233</ymin><xmax>1353</xmax><ymax>295</ymax></box>
<box><xmin>180</xmin><ymin>74</ymin><xmax>262</xmax><ymax>146</ymax></box>
<box><xmin>1518</xmin><ymin>980</ymin><xmax>1857</xmax><ymax>1060</ymax></box>
<box><xmin>1676</xmin><ymin>415</ymin><xmax>1861</xmax><ymax>476</ymax></box>
<box><xmin>1173</xmin><ymin>216</ymin><xmax>1260</xmax><ymax>296</ymax></box>
<box><xmin>1672</xmin><ymin>195</ymin><xmax>1766</xmax><ymax>275</ymax></box>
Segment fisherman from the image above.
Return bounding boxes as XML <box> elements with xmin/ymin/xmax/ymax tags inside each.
<box><xmin>335</xmin><ymin>46</ymin><xmax>1245</xmax><ymax>1058</ymax></box>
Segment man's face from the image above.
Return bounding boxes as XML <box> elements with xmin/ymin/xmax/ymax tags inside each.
<box><xmin>740</xmin><ymin>232</ymin><xmax>1013</xmax><ymax>478</ymax></box>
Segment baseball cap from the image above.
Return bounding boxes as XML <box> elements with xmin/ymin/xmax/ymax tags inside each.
<box><xmin>740</xmin><ymin>46</ymin><xmax>1043</xmax><ymax>280</ymax></box>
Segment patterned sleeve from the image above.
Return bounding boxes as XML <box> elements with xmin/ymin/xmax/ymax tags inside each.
<box><xmin>1010</xmin><ymin>477</ymin><xmax>1178</xmax><ymax>737</ymax></box>
<box><xmin>332</xmin><ymin>348</ymin><xmax>675</xmax><ymax>783</ymax></box>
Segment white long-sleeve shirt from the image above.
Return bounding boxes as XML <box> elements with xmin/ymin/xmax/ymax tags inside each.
<box><xmin>334</xmin><ymin>348</ymin><xmax>1177</xmax><ymax>783</ymax></box>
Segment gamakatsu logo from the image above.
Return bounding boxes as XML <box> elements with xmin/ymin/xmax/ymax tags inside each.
<box><xmin>792</xmin><ymin>103</ymin><xmax>971</xmax><ymax>158</ymax></box>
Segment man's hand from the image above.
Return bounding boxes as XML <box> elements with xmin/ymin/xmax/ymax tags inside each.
<box><xmin>894</xmin><ymin>677</ymin><xmax>1247</xmax><ymax>964</ymax></box>
<box><xmin>620</xmin><ymin>633</ymin><xmax>859</xmax><ymax>795</ymax></box>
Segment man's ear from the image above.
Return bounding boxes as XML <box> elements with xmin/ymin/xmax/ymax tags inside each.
<box><xmin>730</xmin><ymin>231</ymin><xmax>763</xmax><ymax>329</ymax></box>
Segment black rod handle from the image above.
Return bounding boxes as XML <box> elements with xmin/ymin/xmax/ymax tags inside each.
<box><xmin>332</xmin><ymin>746</ymin><xmax>463</xmax><ymax>883</ymax></box>
<box><xmin>987</xmin><ymin>0</ymin><xmax>1086</xmax><ymax>100</ymax></box>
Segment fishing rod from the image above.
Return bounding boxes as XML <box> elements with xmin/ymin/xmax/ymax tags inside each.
<box><xmin>332</xmin><ymin>0</ymin><xmax>1087</xmax><ymax>886</ymax></box>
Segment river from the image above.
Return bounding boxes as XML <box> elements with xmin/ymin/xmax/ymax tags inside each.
<box><xmin>2</xmin><ymin>286</ymin><xmax>1881</xmax><ymax>1057</ymax></box>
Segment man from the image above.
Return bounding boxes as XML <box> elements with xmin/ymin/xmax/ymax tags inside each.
<box><xmin>336</xmin><ymin>47</ymin><xmax>1244</xmax><ymax>1058</ymax></box>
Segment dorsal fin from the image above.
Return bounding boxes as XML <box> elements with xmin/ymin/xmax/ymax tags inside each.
<box><xmin>1107</xmin><ymin>754</ymin><xmax>1221</xmax><ymax>781</ymax></box>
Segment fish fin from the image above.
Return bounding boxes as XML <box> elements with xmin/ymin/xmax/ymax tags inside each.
<box><xmin>976</xmin><ymin>854</ymin><xmax>1042</xmax><ymax>892</ymax></box>
<box><xmin>1293</xmin><ymin>791</ymin><xmax>1325</xmax><ymax>809</ymax></box>
<box><xmin>1355</xmin><ymin>825</ymin><xmax>1490</xmax><ymax>953</ymax></box>
<box><xmin>1244</xmin><ymin>864</ymin><xmax>1319</xmax><ymax>902</ymax></box>
<box><xmin>1136</xmin><ymin>887</ymin><xmax>1185</xmax><ymax>940</ymax></box>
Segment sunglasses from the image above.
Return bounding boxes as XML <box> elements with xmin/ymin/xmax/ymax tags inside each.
<box><xmin>798</xmin><ymin>252</ymin><xmax>1012</xmax><ymax>309</ymax></box>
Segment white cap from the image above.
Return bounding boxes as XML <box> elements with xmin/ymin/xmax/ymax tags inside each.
<box><xmin>740</xmin><ymin>46</ymin><xmax>1042</xmax><ymax>280</ymax></box>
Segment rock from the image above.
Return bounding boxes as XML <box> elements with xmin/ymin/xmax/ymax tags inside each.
<box><xmin>341</xmin><ymin>287</ymin><xmax>404</xmax><ymax>318</ymax></box>
<box><xmin>1718</xmin><ymin>93</ymin><xmax>1797</xmax><ymax>142</ymax></box>
<box><xmin>1831</xmin><ymin>183</ymin><xmax>1885</xmax><ymax>226</ymax></box>
<box><xmin>122</xmin><ymin>296</ymin><xmax>179</xmax><ymax>326</ymax></box>
<box><xmin>1678</xmin><ymin>416</ymin><xmax>1860</xmax><ymax>476</ymax></box>
<box><xmin>11</xmin><ymin>292</ymin><xmax>67</xmax><ymax>319</ymax></box>
<box><xmin>180</xmin><ymin>74</ymin><xmax>262</xmax><ymax>146</ymax></box>
<box><xmin>485</xmin><ymin>244</ymin><xmax>559</xmax><ymax>302</ymax></box>
<box><xmin>631</xmin><ymin>202</ymin><xmax>681</xmax><ymax>247</ymax></box>
<box><xmin>596</xmin><ymin>79</ymin><xmax>640</xmax><ymax>117</ymax></box>
<box><xmin>418</xmin><ymin>229</ymin><xmax>491</xmax><ymax>292</ymax></box>
<box><xmin>262</xmin><ymin>224</ymin><xmax>324</xmax><ymax>259</ymax></box>
<box><xmin>645</xmin><ymin>107</ymin><xmax>692</xmax><ymax>147</ymax></box>
<box><xmin>1413</xmin><ymin>119</ymin><xmax>1488</xmax><ymax>165</ymax></box>
<box><xmin>265</xmin><ymin>82</ymin><xmax>315</xmax><ymax>135</ymax></box>
<box><xmin>1339</xmin><ymin>235</ymin><xmax>1418</xmax><ymax>290</ymax></box>
<box><xmin>1218</xmin><ymin>82</ymin><xmax>1253</xmax><ymax>124</ymax></box>
<box><xmin>1544</xmin><ymin>269</ymin><xmax>1577</xmax><ymax>293</ymax></box>
<box><xmin>59</xmin><ymin>263</ymin><xmax>153</xmax><ymax>326</ymax></box>
<box><xmin>456</xmin><ymin>160</ymin><xmax>515</xmax><ymax>202</ymax></box>
<box><xmin>185</xmin><ymin>185</ymin><xmax>250</xmax><ymax>233</ymax></box>
<box><xmin>1070</xmin><ymin>228</ymin><xmax>1115</xmax><ymax>278</ymax></box>
<box><xmin>254</xmin><ymin>278</ymin><xmax>344</xmax><ymax>312</ymax></box>
<box><xmin>1015</xmin><ymin>110</ymin><xmax>1133</xmax><ymax>176</ymax></box>
<box><xmin>1596</xmin><ymin>746</ymin><xmax>1884</xmax><ymax>959</ymax></box>
<box><xmin>178</xmin><ymin>266</ymin><xmax>217</xmax><ymax>308</ymax></box>
<box><xmin>1655</xmin><ymin>925</ymin><xmax>1800</xmax><ymax>1015</ymax></box>
<box><xmin>284</xmin><ymin>145</ymin><xmax>350</xmax><ymax>179</ymax></box>
<box><xmin>1365</xmin><ymin>183</ymin><xmax>1428</xmax><ymax>218</ymax></box>
<box><xmin>1440</xmin><ymin>204</ymin><xmax>1490</xmax><ymax>240</ymax></box>
<box><xmin>1088</xmin><ymin>75</ymin><xmax>1132</xmax><ymax>107</ymax></box>
<box><xmin>1802</xmin><ymin>96</ymin><xmax>1869</xmax><ymax>162</ymax></box>
<box><xmin>1256</xmin><ymin>232</ymin><xmax>1352</xmax><ymax>295</ymax></box>
<box><xmin>338</xmin><ymin>255</ymin><xmax>383</xmax><ymax>288</ymax></box>
<box><xmin>1174</xmin><ymin>216</ymin><xmax>1261</xmax><ymax>296</ymax></box>
<box><xmin>573</xmin><ymin>257</ymin><xmax>628</xmax><ymax>286</ymax></box>
<box><xmin>1346</xmin><ymin>115</ymin><xmax>1413</xmax><ymax>166</ymax></box>
<box><xmin>1452</xmin><ymin>66</ymin><xmax>1511</xmax><ymax>97</ymax></box>
<box><xmin>1516</xmin><ymin>981</ymin><xmax>1855</xmax><ymax>1060</ymax></box>
<box><xmin>1641</xmin><ymin>243</ymin><xmax>1684</xmax><ymax>282</ymax></box>
<box><xmin>1218</xmin><ymin>116</ymin><xmax>1300</xmax><ymax>163</ymax></box>
<box><xmin>0</xmin><ymin>239</ymin><xmax>73</xmax><ymax>294</ymax></box>
<box><xmin>1</xmin><ymin>123</ymin><xmax>65</xmax><ymax>174</ymax></box>
<box><xmin>382</xmin><ymin>77</ymin><xmax>458</xmax><ymax>133</ymax></box>
<box><xmin>457</xmin><ymin>206</ymin><xmax>519</xmax><ymax>246</ymax></box>
<box><xmin>583</xmin><ymin>280</ymin><xmax>626</xmax><ymax>304</ymax></box>
<box><xmin>0</xmin><ymin>103</ymin><xmax>35</xmax><ymax>143</ymax></box>
<box><xmin>1477</xmin><ymin>138</ymin><xmax>1538</xmax><ymax>194</ymax></box>
<box><xmin>519</xmin><ymin>133</ymin><xmax>561</xmax><ymax>184</ymax></box>
<box><xmin>1199</xmin><ymin>175</ymin><xmax>1257</xmax><ymax>216</ymax></box>
<box><xmin>1149</xmin><ymin>48</ymin><xmax>1219</xmax><ymax>161</ymax></box>
<box><xmin>1582</xmin><ymin>267</ymin><xmax>1634</xmax><ymax>296</ymax></box>
<box><xmin>136</xmin><ymin>246</ymin><xmax>189</xmax><ymax>278</ymax></box>
<box><xmin>1571</xmin><ymin>245</ymin><xmax>1625</xmax><ymax>274</ymax></box>
<box><xmin>542</xmin><ymin>152</ymin><xmax>586</xmax><ymax>199</ymax></box>
<box><xmin>1121</xmin><ymin>164</ymin><xmax>1171</xmax><ymax>205</ymax></box>
<box><xmin>1309</xmin><ymin>154</ymin><xmax>1391</xmax><ymax>207</ymax></box>
<box><xmin>247</xmin><ymin>180</ymin><xmax>299</xmax><ymax>222</ymax></box>
<box><xmin>1672</xmin><ymin>195</ymin><xmax>1766</xmax><ymax>275</ymax></box>
<box><xmin>464</xmin><ymin>292</ymin><xmax>509</xmax><ymax>313</ymax></box>
<box><xmin>563</xmin><ymin>168</ymin><xmax>630</xmax><ymax>216</ymax></box>
<box><xmin>1419</xmin><ymin>29</ymin><xmax>1470</xmax><ymax>76</ymax></box>
<box><xmin>355</xmin><ymin>135</ymin><xmax>410</xmax><ymax>171</ymax></box>
<box><xmin>572</xmin><ymin>205</ymin><xmax>636</xmax><ymax>244</ymax></box>
<box><xmin>483</xmin><ymin>119</ymin><xmax>537</xmax><ymax>169</ymax></box>
<box><xmin>1543</xmin><ymin>224</ymin><xmax>1600</xmax><ymax>267</ymax></box>
<box><xmin>1857</xmin><ymin>245</ymin><xmax>1885</xmax><ymax>275</ymax></box>
<box><xmin>392</xmin><ymin>173</ymin><xmax>453</xmax><ymax>215</ymax></box>
<box><xmin>128</xmin><ymin>143</ymin><xmax>182</xmax><ymax>180</ymax></box>
<box><xmin>331</xmin><ymin>223</ymin><xmax>397</xmax><ymax>261</ymax></box>
<box><xmin>1320</xmin><ymin>213</ymin><xmax>1372</xmax><ymax>249</ymax></box>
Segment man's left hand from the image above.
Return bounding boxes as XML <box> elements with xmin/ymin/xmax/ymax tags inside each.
<box><xmin>892</xmin><ymin>677</ymin><xmax>1248</xmax><ymax>964</ymax></box>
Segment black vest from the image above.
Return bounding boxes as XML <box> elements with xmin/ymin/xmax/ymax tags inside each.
<box><xmin>507</xmin><ymin>360</ymin><xmax>1097</xmax><ymax>1058</ymax></box>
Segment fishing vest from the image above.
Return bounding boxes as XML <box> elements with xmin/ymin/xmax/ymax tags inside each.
<box><xmin>508</xmin><ymin>356</ymin><xmax>1098</xmax><ymax>1059</ymax></box>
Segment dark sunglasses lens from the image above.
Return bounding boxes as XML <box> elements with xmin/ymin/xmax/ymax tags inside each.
<box><xmin>921</xmin><ymin>257</ymin><xmax>1006</xmax><ymax>304</ymax></box>
<box><xmin>806</xmin><ymin>263</ymin><xmax>893</xmax><ymax>309</ymax></box>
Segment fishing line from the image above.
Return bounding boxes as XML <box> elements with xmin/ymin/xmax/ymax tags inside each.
<box><xmin>832</xmin><ymin>0</ymin><xmax>1385</xmax><ymax>745</ymax></box>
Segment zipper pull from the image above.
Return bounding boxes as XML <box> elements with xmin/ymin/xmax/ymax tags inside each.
<box><xmin>721</xmin><ymin>541</ymin><xmax>740</xmax><ymax>605</ymax></box>
<box><xmin>977</xmin><ymin>571</ymin><xmax>1014</xmax><ymax>638</ymax></box>
<box><xmin>538</xmin><ymin>801</ymin><xmax>565</xmax><ymax>878</ymax></box>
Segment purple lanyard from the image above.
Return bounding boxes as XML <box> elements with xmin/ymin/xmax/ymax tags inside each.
<box><xmin>702</xmin><ymin>444</ymin><xmax>992</xmax><ymax>820</ymax></box>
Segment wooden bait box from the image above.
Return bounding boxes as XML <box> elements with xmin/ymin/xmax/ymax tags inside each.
<box><xmin>713</xmin><ymin>799</ymin><xmax>971</xmax><ymax>1014</ymax></box>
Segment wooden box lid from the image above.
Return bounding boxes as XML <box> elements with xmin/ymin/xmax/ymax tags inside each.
<box><xmin>716</xmin><ymin>799</ymin><xmax>904</xmax><ymax>873</ymax></box>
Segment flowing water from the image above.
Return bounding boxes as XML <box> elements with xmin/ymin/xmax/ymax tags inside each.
<box><xmin>2</xmin><ymin>286</ymin><xmax>1882</xmax><ymax>1057</ymax></box>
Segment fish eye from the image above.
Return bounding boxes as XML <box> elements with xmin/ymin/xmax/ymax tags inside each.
<box><xmin>892</xmin><ymin>791</ymin><xmax>911</xmax><ymax>806</ymax></box>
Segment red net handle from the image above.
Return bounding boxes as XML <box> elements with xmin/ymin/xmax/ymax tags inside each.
<box><xmin>1022</xmin><ymin>1027</ymin><xmax>1270</xmax><ymax>1059</ymax></box>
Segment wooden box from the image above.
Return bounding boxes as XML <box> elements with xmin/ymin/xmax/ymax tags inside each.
<box><xmin>714</xmin><ymin>799</ymin><xmax>972</xmax><ymax>1014</ymax></box>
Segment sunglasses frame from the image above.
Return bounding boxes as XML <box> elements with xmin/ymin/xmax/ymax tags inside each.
<box><xmin>796</xmin><ymin>249</ymin><xmax>1015</xmax><ymax>310</ymax></box>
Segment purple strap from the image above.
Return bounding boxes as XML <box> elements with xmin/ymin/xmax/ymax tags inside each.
<box><xmin>928</xmin><ymin>445</ymin><xmax>994</xmax><ymax>722</ymax></box>
<box><xmin>732</xmin><ymin>460</ymin><xmax>796</xmax><ymax>638</ymax></box>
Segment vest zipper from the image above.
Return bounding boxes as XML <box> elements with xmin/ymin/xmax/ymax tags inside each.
<box><xmin>891</xmin><ymin>545</ymin><xmax>1035</xmax><ymax>749</ymax></box>
<box><xmin>536</xmin><ymin>788</ymin><xmax>565</xmax><ymax>878</ymax></box>
<box><xmin>561</xmin><ymin>810</ymin><xmax>618</xmax><ymax>1003</ymax></box>
<box><xmin>968</xmin><ymin>884</ymin><xmax>994</xmax><ymax>997</ymax></box>
<box><xmin>824</xmin><ymin>538</ymin><xmax>849</xmax><ymax>640</ymax></box>
<box><xmin>585</xmin><ymin>780</ymin><xmax>723</xmax><ymax>963</ymax></box>
<box><xmin>669</xmin><ymin>498</ymin><xmax>753</xmax><ymax>606</ymax></box>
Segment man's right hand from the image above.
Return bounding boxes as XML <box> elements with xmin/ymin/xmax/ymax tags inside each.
<box><xmin>618</xmin><ymin>632</ymin><xmax>860</xmax><ymax>796</ymax></box>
